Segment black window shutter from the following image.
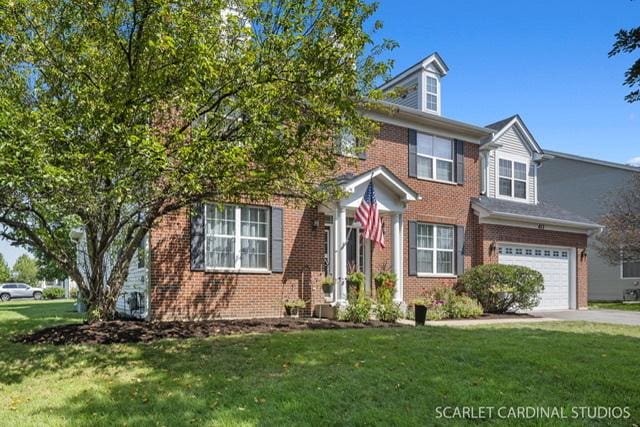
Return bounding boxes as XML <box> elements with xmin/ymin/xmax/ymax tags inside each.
<box><xmin>408</xmin><ymin>221</ymin><xmax>417</xmax><ymax>276</ymax></box>
<box><xmin>455</xmin><ymin>225</ymin><xmax>465</xmax><ymax>275</ymax></box>
<box><xmin>271</xmin><ymin>207</ymin><xmax>284</xmax><ymax>273</ymax></box>
<box><xmin>190</xmin><ymin>203</ymin><xmax>205</xmax><ymax>271</ymax></box>
<box><xmin>455</xmin><ymin>139</ymin><xmax>464</xmax><ymax>184</ymax></box>
<box><xmin>408</xmin><ymin>129</ymin><xmax>417</xmax><ymax>178</ymax></box>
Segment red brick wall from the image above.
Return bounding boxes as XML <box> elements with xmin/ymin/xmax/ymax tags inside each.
<box><xmin>344</xmin><ymin>124</ymin><xmax>482</xmax><ymax>303</ymax></box>
<box><xmin>148</xmin><ymin>122</ymin><xmax>590</xmax><ymax>319</ymax></box>
<box><xmin>479</xmin><ymin>224</ymin><xmax>589</xmax><ymax>309</ymax></box>
<box><xmin>149</xmin><ymin>205</ymin><xmax>327</xmax><ymax>320</ymax></box>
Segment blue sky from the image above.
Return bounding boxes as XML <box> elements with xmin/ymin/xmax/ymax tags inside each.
<box><xmin>373</xmin><ymin>0</ymin><xmax>639</xmax><ymax>164</ymax></box>
<box><xmin>1</xmin><ymin>1</ymin><xmax>638</xmax><ymax>265</ymax></box>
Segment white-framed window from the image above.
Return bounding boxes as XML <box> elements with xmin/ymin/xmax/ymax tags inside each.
<box><xmin>622</xmin><ymin>259</ymin><xmax>640</xmax><ymax>279</ymax></box>
<box><xmin>498</xmin><ymin>157</ymin><xmax>528</xmax><ymax>200</ymax></box>
<box><xmin>426</xmin><ymin>75</ymin><xmax>439</xmax><ymax>112</ymax></box>
<box><xmin>416</xmin><ymin>223</ymin><xmax>454</xmax><ymax>275</ymax></box>
<box><xmin>416</xmin><ymin>132</ymin><xmax>454</xmax><ymax>182</ymax></box>
<box><xmin>205</xmin><ymin>204</ymin><xmax>269</xmax><ymax>271</ymax></box>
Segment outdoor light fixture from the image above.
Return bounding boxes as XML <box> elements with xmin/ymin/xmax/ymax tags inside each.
<box><xmin>581</xmin><ymin>249</ymin><xmax>588</xmax><ymax>260</ymax></box>
<box><xmin>489</xmin><ymin>241</ymin><xmax>497</xmax><ymax>254</ymax></box>
<box><xmin>312</xmin><ymin>219</ymin><xmax>319</xmax><ymax>231</ymax></box>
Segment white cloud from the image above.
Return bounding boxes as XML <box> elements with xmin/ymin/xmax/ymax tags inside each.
<box><xmin>627</xmin><ymin>156</ymin><xmax>640</xmax><ymax>167</ymax></box>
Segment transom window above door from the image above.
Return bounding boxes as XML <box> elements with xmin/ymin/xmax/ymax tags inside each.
<box><xmin>416</xmin><ymin>132</ymin><xmax>453</xmax><ymax>182</ymax></box>
<box><xmin>498</xmin><ymin>158</ymin><xmax>527</xmax><ymax>200</ymax></box>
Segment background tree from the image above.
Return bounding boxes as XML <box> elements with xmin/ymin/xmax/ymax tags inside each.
<box><xmin>0</xmin><ymin>253</ymin><xmax>10</xmax><ymax>283</ymax></box>
<box><xmin>597</xmin><ymin>174</ymin><xmax>640</xmax><ymax>264</ymax></box>
<box><xmin>0</xmin><ymin>0</ymin><xmax>394</xmax><ymax>320</ymax></box>
<box><xmin>12</xmin><ymin>254</ymin><xmax>39</xmax><ymax>286</ymax></box>
<box><xmin>32</xmin><ymin>248</ymin><xmax>68</xmax><ymax>283</ymax></box>
<box><xmin>609</xmin><ymin>25</ymin><xmax>640</xmax><ymax>102</ymax></box>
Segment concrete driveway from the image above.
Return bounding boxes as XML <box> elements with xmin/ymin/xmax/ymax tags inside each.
<box><xmin>534</xmin><ymin>309</ymin><xmax>640</xmax><ymax>326</ymax></box>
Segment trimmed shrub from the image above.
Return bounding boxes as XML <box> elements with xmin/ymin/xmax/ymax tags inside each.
<box><xmin>339</xmin><ymin>297</ymin><xmax>372</xmax><ymax>323</ymax></box>
<box><xmin>374</xmin><ymin>301</ymin><xmax>401</xmax><ymax>322</ymax></box>
<box><xmin>446</xmin><ymin>295</ymin><xmax>483</xmax><ymax>319</ymax></box>
<box><xmin>456</xmin><ymin>264</ymin><xmax>544</xmax><ymax>313</ymax></box>
<box><xmin>414</xmin><ymin>286</ymin><xmax>484</xmax><ymax>320</ymax></box>
<box><xmin>70</xmin><ymin>288</ymin><xmax>79</xmax><ymax>299</ymax></box>
<box><xmin>43</xmin><ymin>287</ymin><xmax>65</xmax><ymax>300</ymax></box>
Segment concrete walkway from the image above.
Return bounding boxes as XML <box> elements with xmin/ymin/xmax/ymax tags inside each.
<box><xmin>398</xmin><ymin>309</ymin><xmax>640</xmax><ymax>327</ymax></box>
<box><xmin>533</xmin><ymin>309</ymin><xmax>640</xmax><ymax>326</ymax></box>
<box><xmin>397</xmin><ymin>317</ymin><xmax>559</xmax><ymax>327</ymax></box>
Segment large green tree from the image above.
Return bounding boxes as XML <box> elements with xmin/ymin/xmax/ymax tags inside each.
<box><xmin>0</xmin><ymin>0</ymin><xmax>393</xmax><ymax>320</ymax></box>
<box><xmin>12</xmin><ymin>254</ymin><xmax>39</xmax><ymax>286</ymax></box>
<box><xmin>0</xmin><ymin>253</ymin><xmax>10</xmax><ymax>283</ymax></box>
<box><xmin>609</xmin><ymin>25</ymin><xmax>640</xmax><ymax>102</ymax></box>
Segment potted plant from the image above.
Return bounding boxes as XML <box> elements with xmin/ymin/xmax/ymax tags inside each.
<box><xmin>411</xmin><ymin>297</ymin><xmax>429</xmax><ymax>326</ymax></box>
<box><xmin>284</xmin><ymin>299</ymin><xmax>306</xmax><ymax>317</ymax></box>
<box><xmin>320</xmin><ymin>277</ymin><xmax>334</xmax><ymax>300</ymax></box>
<box><xmin>374</xmin><ymin>271</ymin><xmax>397</xmax><ymax>305</ymax></box>
<box><xmin>346</xmin><ymin>271</ymin><xmax>365</xmax><ymax>302</ymax></box>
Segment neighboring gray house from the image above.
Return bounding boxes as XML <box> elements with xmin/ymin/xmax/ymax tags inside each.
<box><xmin>538</xmin><ymin>151</ymin><xmax>640</xmax><ymax>301</ymax></box>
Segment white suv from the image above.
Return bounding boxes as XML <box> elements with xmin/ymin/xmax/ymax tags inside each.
<box><xmin>0</xmin><ymin>283</ymin><xmax>43</xmax><ymax>302</ymax></box>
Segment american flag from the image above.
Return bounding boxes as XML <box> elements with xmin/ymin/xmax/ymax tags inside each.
<box><xmin>355</xmin><ymin>180</ymin><xmax>385</xmax><ymax>248</ymax></box>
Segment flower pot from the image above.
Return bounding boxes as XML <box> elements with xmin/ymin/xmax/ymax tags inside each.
<box><xmin>414</xmin><ymin>305</ymin><xmax>427</xmax><ymax>326</ymax></box>
<box><xmin>285</xmin><ymin>306</ymin><xmax>299</xmax><ymax>317</ymax></box>
<box><xmin>322</xmin><ymin>285</ymin><xmax>333</xmax><ymax>301</ymax></box>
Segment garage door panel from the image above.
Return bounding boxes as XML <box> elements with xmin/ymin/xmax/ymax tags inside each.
<box><xmin>498</xmin><ymin>245</ymin><xmax>571</xmax><ymax>310</ymax></box>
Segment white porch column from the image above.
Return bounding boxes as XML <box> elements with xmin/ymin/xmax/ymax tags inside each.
<box><xmin>392</xmin><ymin>213</ymin><xmax>403</xmax><ymax>302</ymax></box>
<box><xmin>336</xmin><ymin>205</ymin><xmax>348</xmax><ymax>303</ymax></box>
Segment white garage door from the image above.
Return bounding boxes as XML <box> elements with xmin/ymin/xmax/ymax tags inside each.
<box><xmin>498</xmin><ymin>245</ymin><xmax>572</xmax><ymax>310</ymax></box>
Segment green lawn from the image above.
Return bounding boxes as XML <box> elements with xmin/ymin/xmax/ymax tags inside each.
<box><xmin>1</xmin><ymin>301</ymin><xmax>639</xmax><ymax>426</ymax></box>
<box><xmin>590</xmin><ymin>301</ymin><xmax>640</xmax><ymax>312</ymax></box>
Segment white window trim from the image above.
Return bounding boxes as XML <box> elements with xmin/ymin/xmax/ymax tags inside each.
<box><xmin>620</xmin><ymin>258</ymin><xmax>640</xmax><ymax>279</ymax></box>
<box><xmin>495</xmin><ymin>154</ymin><xmax>529</xmax><ymax>202</ymax></box>
<box><xmin>423</xmin><ymin>72</ymin><xmax>441</xmax><ymax>115</ymax></box>
<box><xmin>416</xmin><ymin>133</ymin><xmax>454</xmax><ymax>183</ymax></box>
<box><xmin>204</xmin><ymin>204</ymin><xmax>270</xmax><ymax>273</ymax></box>
<box><xmin>416</xmin><ymin>223</ymin><xmax>455</xmax><ymax>276</ymax></box>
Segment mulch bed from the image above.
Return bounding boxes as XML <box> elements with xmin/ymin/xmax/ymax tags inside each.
<box><xmin>14</xmin><ymin>318</ymin><xmax>403</xmax><ymax>345</ymax></box>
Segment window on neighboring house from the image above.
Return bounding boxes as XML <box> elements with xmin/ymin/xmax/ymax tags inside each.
<box><xmin>622</xmin><ymin>259</ymin><xmax>640</xmax><ymax>278</ymax></box>
<box><xmin>416</xmin><ymin>133</ymin><xmax>453</xmax><ymax>182</ymax></box>
<box><xmin>205</xmin><ymin>204</ymin><xmax>269</xmax><ymax>270</ymax></box>
<box><xmin>498</xmin><ymin>158</ymin><xmax>527</xmax><ymax>199</ymax></box>
<box><xmin>416</xmin><ymin>223</ymin><xmax>454</xmax><ymax>275</ymax></box>
<box><xmin>426</xmin><ymin>75</ymin><xmax>438</xmax><ymax>112</ymax></box>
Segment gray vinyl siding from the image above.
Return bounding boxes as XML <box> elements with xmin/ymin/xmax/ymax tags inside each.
<box><xmin>539</xmin><ymin>156</ymin><xmax>639</xmax><ymax>300</ymax></box>
<box><xmin>384</xmin><ymin>75</ymin><xmax>419</xmax><ymax>109</ymax></box>
<box><xmin>76</xmin><ymin>232</ymin><xmax>149</xmax><ymax>318</ymax></box>
<box><xmin>487</xmin><ymin>127</ymin><xmax>536</xmax><ymax>204</ymax></box>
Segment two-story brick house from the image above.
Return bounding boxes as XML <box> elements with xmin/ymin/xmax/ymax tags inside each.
<box><xmin>115</xmin><ymin>53</ymin><xmax>601</xmax><ymax>320</ymax></box>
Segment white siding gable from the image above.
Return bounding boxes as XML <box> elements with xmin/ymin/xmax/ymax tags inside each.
<box><xmin>487</xmin><ymin>126</ymin><xmax>537</xmax><ymax>204</ymax></box>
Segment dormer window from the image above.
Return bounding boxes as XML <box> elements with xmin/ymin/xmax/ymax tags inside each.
<box><xmin>498</xmin><ymin>158</ymin><xmax>528</xmax><ymax>200</ymax></box>
<box><xmin>426</xmin><ymin>75</ymin><xmax>439</xmax><ymax>112</ymax></box>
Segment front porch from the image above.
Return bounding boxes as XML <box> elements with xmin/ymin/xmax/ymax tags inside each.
<box><xmin>319</xmin><ymin>167</ymin><xmax>420</xmax><ymax>305</ymax></box>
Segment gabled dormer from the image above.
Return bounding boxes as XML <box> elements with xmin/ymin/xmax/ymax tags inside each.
<box><xmin>380</xmin><ymin>52</ymin><xmax>449</xmax><ymax>116</ymax></box>
<box><xmin>480</xmin><ymin>115</ymin><xmax>547</xmax><ymax>204</ymax></box>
